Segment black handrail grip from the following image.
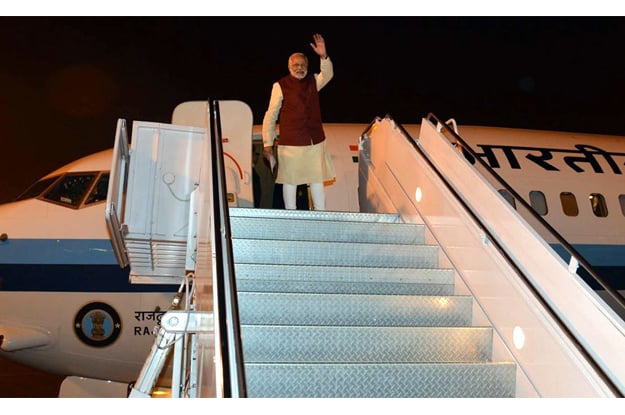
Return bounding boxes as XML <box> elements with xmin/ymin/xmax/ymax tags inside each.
<box><xmin>425</xmin><ymin>113</ymin><xmax>625</xmax><ymax>313</ymax></box>
<box><xmin>208</xmin><ymin>99</ymin><xmax>247</xmax><ymax>397</ymax></box>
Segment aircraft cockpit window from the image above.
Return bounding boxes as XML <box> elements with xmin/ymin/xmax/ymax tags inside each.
<box><xmin>589</xmin><ymin>193</ymin><xmax>608</xmax><ymax>218</ymax></box>
<box><xmin>15</xmin><ymin>176</ymin><xmax>59</xmax><ymax>201</ymax></box>
<box><xmin>497</xmin><ymin>189</ymin><xmax>516</xmax><ymax>209</ymax></box>
<box><xmin>41</xmin><ymin>173</ymin><xmax>97</xmax><ymax>209</ymax></box>
<box><xmin>85</xmin><ymin>173</ymin><xmax>110</xmax><ymax>205</ymax></box>
<box><xmin>619</xmin><ymin>195</ymin><xmax>625</xmax><ymax>217</ymax></box>
<box><xmin>560</xmin><ymin>192</ymin><xmax>579</xmax><ymax>216</ymax></box>
<box><xmin>529</xmin><ymin>190</ymin><xmax>548</xmax><ymax>216</ymax></box>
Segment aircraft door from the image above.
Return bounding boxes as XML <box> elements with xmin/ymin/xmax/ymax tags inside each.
<box><xmin>172</xmin><ymin>100</ymin><xmax>254</xmax><ymax>208</ymax></box>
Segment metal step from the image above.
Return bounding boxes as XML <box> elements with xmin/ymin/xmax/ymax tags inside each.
<box><xmin>235</xmin><ymin>264</ymin><xmax>455</xmax><ymax>295</ymax></box>
<box><xmin>241</xmin><ymin>325</ymin><xmax>494</xmax><ymax>363</ymax></box>
<box><xmin>238</xmin><ymin>292</ymin><xmax>473</xmax><ymax>327</ymax></box>
<box><xmin>233</xmin><ymin>239</ymin><xmax>440</xmax><ymax>268</ymax></box>
<box><xmin>230</xmin><ymin>207</ymin><xmax>403</xmax><ymax>223</ymax></box>
<box><xmin>230</xmin><ymin>216</ymin><xmax>424</xmax><ymax>244</ymax></box>
<box><xmin>244</xmin><ymin>362</ymin><xmax>516</xmax><ymax>398</ymax></box>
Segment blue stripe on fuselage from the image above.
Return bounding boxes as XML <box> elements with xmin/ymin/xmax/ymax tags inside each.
<box><xmin>551</xmin><ymin>243</ymin><xmax>625</xmax><ymax>290</ymax></box>
<box><xmin>0</xmin><ymin>239</ymin><xmax>118</xmax><ymax>264</ymax></box>
<box><xmin>0</xmin><ymin>238</ymin><xmax>178</xmax><ymax>292</ymax></box>
<box><xmin>1</xmin><ymin>239</ymin><xmax>622</xmax><ymax>291</ymax></box>
<box><xmin>0</xmin><ymin>263</ymin><xmax>179</xmax><ymax>292</ymax></box>
<box><xmin>555</xmin><ymin>244</ymin><xmax>625</xmax><ymax>267</ymax></box>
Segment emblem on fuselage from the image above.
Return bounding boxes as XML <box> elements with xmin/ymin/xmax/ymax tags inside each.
<box><xmin>74</xmin><ymin>302</ymin><xmax>122</xmax><ymax>347</ymax></box>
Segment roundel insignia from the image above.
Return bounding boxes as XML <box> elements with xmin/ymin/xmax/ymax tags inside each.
<box><xmin>74</xmin><ymin>302</ymin><xmax>122</xmax><ymax>347</ymax></box>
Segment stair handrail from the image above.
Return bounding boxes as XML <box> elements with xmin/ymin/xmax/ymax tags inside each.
<box><xmin>207</xmin><ymin>99</ymin><xmax>247</xmax><ymax>397</ymax></box>
<box><xmin>382</xmin><ymin>113</ymin><xmax>623</xmax><ymax>396</ymax></box>
<box><xmin>425</xmin><ymin>113</ymin><xmax>625</xmax><ymax>315</ymax></box>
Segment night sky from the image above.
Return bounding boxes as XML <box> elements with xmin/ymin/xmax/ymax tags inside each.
<box><xmin>1</xmin><ymin>15</ymin><xmax>625</xmax><ymax>204</ymax></box>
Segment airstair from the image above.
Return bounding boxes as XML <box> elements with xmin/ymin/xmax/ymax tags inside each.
<box><xmin>229</xmin><ymin>207</ymin><xmax>516</xmax><ymax>397</ymax></box>
<box><xmin>107</xmin><ymin>100</ymin><xmax>625</xmax><ymax>398</ymax></box>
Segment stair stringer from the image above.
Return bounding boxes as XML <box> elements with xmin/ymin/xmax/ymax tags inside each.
<box><xmin>358</xmin><ymin>116</ymin><xmax>618</xmax><ymax>397</ymax></box>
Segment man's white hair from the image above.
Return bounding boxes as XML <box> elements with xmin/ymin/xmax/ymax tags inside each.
<box><xmin>288</xmin><ymin>52</ymin><xmax>308</xmax><ymax>66</ymax></box>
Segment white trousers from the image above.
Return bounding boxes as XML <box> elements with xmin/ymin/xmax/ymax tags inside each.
<box><xmin>283</xmin><ymin>182</ymin><xmax>325</xmax><ymax>210</ymax></box>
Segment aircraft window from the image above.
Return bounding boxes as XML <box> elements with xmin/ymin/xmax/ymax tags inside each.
<box><xmin>529</xmin><ymin>191</ymin><xmax>548</xmax><ymax>216</ymax></box>
<box><xmin>42</xmin><ymin>173</ymin><xmax>97</xmax><ymax>208</ymax></box>
<box><xmin>560</xmin><ymin>192</ymin><xmax>579</xmax><ymax>216</ymax></box>
<box><xmin>589</xmin><ymin>193</ymin><xmax>608</xmax><ymax>217</ymax></box>
<box><xmin>85</xmin><ymin>173</ymin><xmax>110</xmax><ymax>205</ymax></box>
<box><xmin>619</xmin><ymin>195</ymin><xmax>625</xmax><ymax>216</ymax></box>
<box><xmin>15</xmin><ymin>176</ymin><xmax>59</xmax><ymax>201</ymax></box>
<box><xmin>497</xmin><ymin>189</ymin><xmax>516</xmax><ymax>209</ymax></box>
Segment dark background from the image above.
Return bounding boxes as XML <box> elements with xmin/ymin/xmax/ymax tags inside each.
<box><xmin>1</xmin><ymin>13</ymin><xmax>624</xmax><ymax>399</ymax></box>
<box><xmin>1</xmin><ymin>16</ymin><xmax>625</xmax><ymax>204</ymax></box>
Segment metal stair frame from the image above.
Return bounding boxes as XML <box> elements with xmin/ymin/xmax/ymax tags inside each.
<box><xmin>358</xmin><ymin>116</ymin><xmax>622</xmax><ymax>397</ymax></box>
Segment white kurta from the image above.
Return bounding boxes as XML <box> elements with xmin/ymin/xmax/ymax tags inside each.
<box><xmin>275</xmin><ymin>140</ymin><xmax>335</xmax><ymax>184</ymax></box>
<box><xmin>262</xmin><ymin>57</ymin><xmax>335</xmax><ymax>185</ymax></box>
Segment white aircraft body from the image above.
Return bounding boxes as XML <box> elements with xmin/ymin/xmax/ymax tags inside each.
<box><xmin>0</xmin><ymin>100</ymin><xmax>624</xmax><ymax>397</ymax></box>
<box><xmin>412</xmin><ymin>123</ymin><xmax>625</xmax><ymax>299</ymax></box>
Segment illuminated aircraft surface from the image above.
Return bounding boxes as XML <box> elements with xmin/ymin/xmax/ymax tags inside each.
<box><xmin>1</xmin><ymin>100</ymin><xmax>624</xmax><ymax>397</ymax></box>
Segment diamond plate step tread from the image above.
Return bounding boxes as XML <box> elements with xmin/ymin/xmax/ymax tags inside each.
<box><xmin>236</xmin><ymin>278</ymin><xmax>454</xmax><ymax>296</ymax></box>
<box><xmin>229</xmin><ymin>207</ymin><xmax>403</xmax><ymax>223</ymax></box>
<box><xmin>238</xmin><ymin>292</ymin><xmax>473</xmax><ymax>326</ymax></box>
<box><xmin>235</xmin><ymin>264</ymin><xmax>455</xmax><ymax>295</ymax></box>
<box><xmin>230</xmin><ymin>216</ymin><xmax>424</xmax><ymax>244</ymax></box>
<box><xmin>233</xmin><ymin>239</ymin><xmax>439</xmax><ymax>268</ymax></box>
<box><xmin>244</xmin><ymin>362</ymin><xmax>516</xmax><ymax>398</ymax></box>
<box><xmin>241</xmin><ymin>325</ymin><xmax>493</xmax><ymax>363</ymax></box>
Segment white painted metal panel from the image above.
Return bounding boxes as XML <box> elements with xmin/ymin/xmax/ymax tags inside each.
<box><xmin>359</xmin><ymin>116</ymin><xmax>624</xmax><ymax>397</ymax></box>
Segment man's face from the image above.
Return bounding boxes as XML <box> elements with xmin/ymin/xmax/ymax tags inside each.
<box><xmin>288</xmin><ymin>56</ymin><xmax>308</xmax><ymax>79</ymax></box>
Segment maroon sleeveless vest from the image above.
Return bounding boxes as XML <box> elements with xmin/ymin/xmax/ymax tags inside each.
<box><xmin>277</xmin><ymin>73</ymin><xmax>325</xmax><ymax>146</ymax></box>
